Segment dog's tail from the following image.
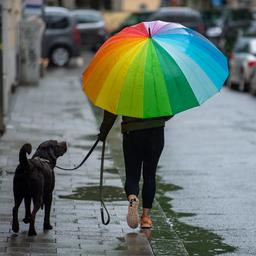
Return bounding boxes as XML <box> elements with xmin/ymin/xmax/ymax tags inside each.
<box><xmin>19</xmin><ymin>143</ymin><xmax>32</xmax><ymax>169</ymax></box>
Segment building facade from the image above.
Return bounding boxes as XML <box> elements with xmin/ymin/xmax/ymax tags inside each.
<box><xmin>0</xmin><ymin>0</ymin><xmax>22</xmax><ymax>133</ymax></box>
<box><xmin>45</xmin><ymin>0</ymin><xmax>256</xmax><ymax>10</ymax></box>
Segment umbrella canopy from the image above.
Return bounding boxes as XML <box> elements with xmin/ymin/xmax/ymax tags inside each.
<box><xmin>82</xmin><ymin>20</ymin><xmax>229</xmax><ymax>118</ymax></box>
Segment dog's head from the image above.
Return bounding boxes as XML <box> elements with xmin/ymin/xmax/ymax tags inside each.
<box><xmin>34</xmin><ymin>140</ymin><xmax>67</xmax><ymax>164</ymax></box>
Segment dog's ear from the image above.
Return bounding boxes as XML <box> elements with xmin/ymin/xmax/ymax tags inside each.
<box><xmin>48</xmin><ymin>141</ymin><xmax>58</xmax><ymax>160</ymax></box>
<box><xmin>49</xmin><ymin>148</ymin><xmax>56</xmax><ymax>161</ymax></box>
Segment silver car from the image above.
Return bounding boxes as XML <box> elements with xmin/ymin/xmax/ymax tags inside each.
<box><xmin>147</xmin><ymin>7</ymin><xmax>205</xmax><ymax>34</ymax></box>
<box><xmin>228</xmin><ymin>37</ymin><xmax>256</xmax><ymax>92</ymax></box>
<box><xmin>42</xmin><ymin>7</ymin><xmax>81</xmax><ymax>66</ymax></box>
<box><xmin>249</xmin><ymin>68</ymin><xmax>256</xmax><ymax>95</ymax></box>
<box><xmin>71</xmin><ymin>9</ymin><xmax>107</xmax><ymax>51</ymax></box>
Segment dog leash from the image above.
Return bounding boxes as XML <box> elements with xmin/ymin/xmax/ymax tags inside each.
<box><xmin>100</xmin><ymin>140</ymin><xmax>110</xmax><ymax>225</ymax></box>
<box><xmin>55</xmin><ymin>139</ymin><xmax>99</xmax><ymax>171</ymax></box>
<box><xmin>55</xmin><ymin>139</ymin><xmax>110</xmax><ymax>225</ymax></box>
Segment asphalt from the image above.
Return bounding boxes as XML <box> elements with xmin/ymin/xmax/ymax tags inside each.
<box><xmin>0</xmin><ymin>59</ymin><xmax>188</xmax><ymax>256</ymax></box>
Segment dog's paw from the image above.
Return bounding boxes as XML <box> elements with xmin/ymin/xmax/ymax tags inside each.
<box><xmin>43</xmin><ymin>223</ymin><xmax>53</xmax><ymax>230</ymax></box>
<box><xmin>23</xmin><ymin>217</ymin><xmax>31</xmax><ymax>224</ymax></box>
<box><xmin>12</xmin><ymin>222</ymin><xmax>19</xmax><ymax>233</ymax></box>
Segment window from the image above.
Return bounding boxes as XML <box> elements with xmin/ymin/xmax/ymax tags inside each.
<box><xmin>234</xmin><ymin>40</ymin><xmax>249</xmax><ymax>53</ymax></box>
<box><xmin>45</xmin><ymin>14</ymin><xmax>69</xmax><ymax>29</ymax></box>
<box><xmin>75</xmin><ymin>13</ymin><xmax>102</xmax><ymax>24</ymax></box>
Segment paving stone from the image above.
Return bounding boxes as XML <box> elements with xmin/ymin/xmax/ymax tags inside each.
<box><xmin>0</xmin><ymin>247</ymin><xmax>6</xmax><ymax>253</ymax></box>
<box><xmin>0</xmin><ymin>253</ymin><xmax>29</xmax><ymax>256</ymax></box>
<box><xmin>7</xmin><ymin>247</ymin><xmax>31</xmax><ymax>253</ymax></box>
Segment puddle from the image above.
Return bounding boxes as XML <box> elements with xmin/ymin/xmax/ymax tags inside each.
<box><xmin>104</xmin><ymin>168</ymin><xmax>119</xmax><ymax>174</ymax></box>
<box><xmin>155</xmin><ymin>176</ymin><xmax>237</xmax><ymax>256</ymax></box>
<box><xmin>59</xmin><ymin>185</ymin><xmax>126</xmax><ymax>201</ymax></box>
<box><xmin>92</xmin><ymin>109</ymin><xmax>237</xmax><ymax>255</ymax></box>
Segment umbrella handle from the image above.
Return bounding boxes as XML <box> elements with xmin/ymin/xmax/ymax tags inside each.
<box><xmin>99</xmin><ymin>140</ymin><xmax>110</xmax><ymax>225</ymax></box>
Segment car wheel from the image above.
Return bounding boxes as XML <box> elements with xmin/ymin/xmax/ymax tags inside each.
<box><xmin>50</xmin><ymin>46</ymin><xmax>70</xmax><ymax>67</ymax></box>
<box><xmin>238</xmin><ymin>73</ymin><xmax>248</xmax><ymax>92</ymax></box>
<box><xmin>226</xmin><ymin>76</ymin><xmax>233</xmax><ymax>88</ymax></box>
<box><xmin>250</xmin><ymin>84</ymin><xmax>256</xmax><ymax>96</ymax></box>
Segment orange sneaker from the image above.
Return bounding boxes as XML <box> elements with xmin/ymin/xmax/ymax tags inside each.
<box><xmin>127</xmin><ymin>196</ymin><xmax>139</xmax><ymax>229</ymax></box>
<box><xmin>140</xmin><ymin>215</ymin><xmax>152</xmax><ymax>229</ymax></box>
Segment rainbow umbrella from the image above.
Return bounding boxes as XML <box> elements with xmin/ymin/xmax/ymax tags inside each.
<box><xmin>82</xmin><ymin>21</ymin><xmax>229</xmax><ymax>118</ymax></box>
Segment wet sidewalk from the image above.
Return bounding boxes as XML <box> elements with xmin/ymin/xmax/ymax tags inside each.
<box><xmin>0</xmin><ymin>60</ymin><xmax>188</xmax><ymax>255</ymax></box>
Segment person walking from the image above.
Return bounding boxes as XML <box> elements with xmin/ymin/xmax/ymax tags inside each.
<box><xmin>82</xmin><ymin>20</ymin><xmax>228</xmax><ymax>230</ymax></box>
<box><xmin>98</xmin><ymin>110</ymin><xmax>172</xmax><ymax>229</ymax></box>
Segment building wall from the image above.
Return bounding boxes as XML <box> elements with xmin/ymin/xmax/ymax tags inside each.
<box><xmin>121</xmin><ymin>0</ymin><xmax>161</xmax><ymax>11</ymax></box>
<box><xmin>2</xmin><ymin>0</ymin><xmax>22</xmax><ymax>114</ymax></box>
<box><xmin>46</xmin><ymin>0</ymin><xmax>75</xmax><ymax>8</ymax></box>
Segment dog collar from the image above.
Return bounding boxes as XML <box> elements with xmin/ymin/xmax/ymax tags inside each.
<box><xmin>33</xmin><ymin>157</ymin><xmax>50</xmax><ymax>164</ymax></box>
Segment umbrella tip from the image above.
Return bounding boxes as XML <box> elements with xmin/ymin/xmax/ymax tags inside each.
<box><xmin>148</xmin><ymin>27</ymin><xmax>151</xmax><ymax>38</ymax></box>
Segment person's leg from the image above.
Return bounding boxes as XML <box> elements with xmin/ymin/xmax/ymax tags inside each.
<box><xmin>141</xmin><ymin>127</ymin><xmax>164</xmax><ymax>227</ymax></box>
<box><xmin>123</xmin><ymin>131</ymin><xmax>143</xmax><ymax>228</ymax></box>
<box><xmin>123</xmin><ymin>131</ymin><xmax>143</xmax><ymax>199</ymax></box>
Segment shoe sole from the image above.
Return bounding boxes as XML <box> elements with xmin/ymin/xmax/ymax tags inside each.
<box><xmin>127</xmin><ymin>200</ymin><xmax>139</xmax><ymax>229</ymax></box>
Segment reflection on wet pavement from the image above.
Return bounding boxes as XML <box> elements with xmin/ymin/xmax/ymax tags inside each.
<box><xmin>155</xmin><ymin>176</ymin><xmax>237</xmax><ymax>256</ymax></box>
<box><xmin>59</xmin><ymin>185</ymin><xmax>126</xmax><ymax>201</ymax></box>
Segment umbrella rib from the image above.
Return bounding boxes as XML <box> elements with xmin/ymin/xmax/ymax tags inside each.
<box><xmin>144</xmin><ymin>39</ymin><xmax>173</xmax><ymax>117</ymax></box>
<box><xmin>155</xmin><ymin>39</ymin><xmax>219</xmax><ymax>105</ymax></box>
<box><xmin>154</xmin><ymin>35</ymin><xmax>227</xmax><ymax>91</ymax></box>
<box><xmin>114</xmin><ymin>40</ymin><xmax>148</xmax><ymax>117</ymax></box>
<box><xmin>151</xmin><ymin>38</ymin><xmax>200</xmax><ymax>112</ymax></box>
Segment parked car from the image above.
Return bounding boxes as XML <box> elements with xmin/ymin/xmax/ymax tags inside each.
<box><xmin>249</xmin><ymin>67</ymin><xmax>256</xmax><ymax>95</ymax></box>
<box><xmin>228</xmin><ymin>36</ymin><xmax>256</xmax><ymax>92</ymax></box>
<box><xmin>42</xmin><ymin>6</ymin><xmax>81</xmax><ymax>67</ymax></box>
<box><xmin>146</xmin><ymin>7</ymin><xmax>205</xmax><ymax>34</ymax></box>
<box><xmin>110</xmin><ymin>11</ymin><xmax>154</xmax><ymax>35</ymax></box>
<box><xmin>210</xmin><ymin>8</ymin><xmax>253</xmax><ymax>53</ymax></box>
<box><xmin>71</xmin><ymin>9</ymin><xmax>107</xmax><ymax>51</ymax></box>
<box><xmin>244</xmin><ymin>20</ymin><xmax>256</xmax><ymax>36</ymax></box>
<box><xmin>201</xmin><ymin>9</ymin><xmax>222</xmax><ymax>46</ymax></box>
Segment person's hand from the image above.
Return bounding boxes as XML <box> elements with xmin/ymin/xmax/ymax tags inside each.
<box><xmin>98</xmin><ymin>132</ymin><xmax>106</xmax><ymax>142</ymax></box>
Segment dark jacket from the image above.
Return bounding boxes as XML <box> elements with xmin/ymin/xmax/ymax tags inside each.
<box><xmin>99</xmin><ymin>110</ymin><xmax>173</xmax><ymax>141</ymax></box>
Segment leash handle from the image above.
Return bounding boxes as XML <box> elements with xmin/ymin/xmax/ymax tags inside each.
<box><xmin>56</xmin><ymin>139</ymin><xmax>99</xmax><ymax>171</ymax></box>
<box><xmin>100</xmin><ymin>140</ymin><xmax>110</xmax><ymax>225</ymax></box>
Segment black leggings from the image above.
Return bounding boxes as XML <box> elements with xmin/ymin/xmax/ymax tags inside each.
<box><xmin>123</xmin><ymin>127</ymin><xmax>164</xmax><ymax>209</ymax></box>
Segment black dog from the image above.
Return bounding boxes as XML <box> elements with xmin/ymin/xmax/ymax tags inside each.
<box><xmin>12</xmin><ymin>140</ymin><xmax>67</xmax><ymax>236</ymax></box>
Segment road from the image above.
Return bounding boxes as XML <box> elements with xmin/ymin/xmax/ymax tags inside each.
<box><xmin>159</xmin><ymin>87</ymin><xmax>256</xmax><ymax>255</ymax></box>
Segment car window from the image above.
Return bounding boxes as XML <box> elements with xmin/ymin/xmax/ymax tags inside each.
<box><xmin>149</xmin><ymin>13</ymin><xmax>200</xmax><ymax>23</ymax></box>
<box><xmin>75</xmin><ymin>13</ymin><xmax>102</xmax><ymax>24</ymax></box>
<box><xmin>45</xmin><ymin>14</ymin><xmax>69</xmax><ymax>29</ymax></box>
<box><xmin>234</xmin><ymin>40</ymin><xmax>249</xmax><ymax>53</ymax></box>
